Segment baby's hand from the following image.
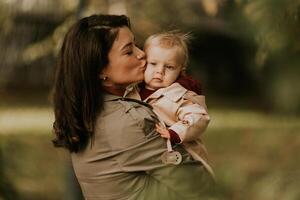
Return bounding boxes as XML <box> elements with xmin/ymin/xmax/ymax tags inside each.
<box><xmin>155</xmin><ymin>124</ymin><xmax>170</xmax><ymax>139</ymax></box>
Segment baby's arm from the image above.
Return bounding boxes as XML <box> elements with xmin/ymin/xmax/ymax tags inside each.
<box><xmin>155</xmin><ymin>124</ymin><xmax>182</xmax><ymax>144</ymax></box>
<box><xmin>169</xmin><ymin>93</ymin><xmax>210</xmax><ymax>142</ymax></box>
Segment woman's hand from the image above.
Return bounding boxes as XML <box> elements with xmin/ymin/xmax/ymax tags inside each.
<box><xmin>155</xmin><ymin>124</ymin><xmax>170</xmax><ymax>139</ymax></box>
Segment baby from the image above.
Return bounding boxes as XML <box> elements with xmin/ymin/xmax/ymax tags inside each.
<box><xmin>139</xmin><ymin>31</ymin><xmax>214</xmax><ymax>176</ymax></box>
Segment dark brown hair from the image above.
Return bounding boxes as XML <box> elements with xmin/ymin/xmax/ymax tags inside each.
<box><xmin>52</xmin><ymin>14</ymin><xmax>131</xmax><ymax>152</ymax></box>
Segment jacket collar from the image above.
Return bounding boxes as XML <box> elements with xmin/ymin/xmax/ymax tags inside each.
<box><xmin>104</xmin><ymin>93</ymin><xmax>122</xmax><ymax>101</ymax></box>
<box><xmin>104</xmin><ymin>86</ymin><xmax>152</xmax><ymax>109</ymax></box>
<box><xmin>145</xmin><ymin>82</ymin><xmax>187</xmax><ymax>102</ymax></box>
<box><xmin>104</xmin><ymin>83</ymin><xmax>140</xmax><ymax>102</ymax></box>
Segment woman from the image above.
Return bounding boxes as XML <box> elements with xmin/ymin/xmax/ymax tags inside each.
<box><xmin>52</xmin><ymin>14</ymin><xmax>213</xmax><ymax>200</ymax></box>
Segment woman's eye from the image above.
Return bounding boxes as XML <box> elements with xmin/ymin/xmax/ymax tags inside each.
<box><xmin>126</xmin><ymin>51</ymin><xmax>133</xmax><ymax>55</ymax></box>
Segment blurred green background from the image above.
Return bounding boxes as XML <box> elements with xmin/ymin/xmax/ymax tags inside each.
<box><xmin>1</xmin><ymin>0</ymin><xmax>300</xmax><ymax>199</ymax></box>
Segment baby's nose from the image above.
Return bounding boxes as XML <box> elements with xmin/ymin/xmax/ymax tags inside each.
<box><xmin>156</xmin><ymin>66</ymin><xmax>164</xmax><ymax>74</ymax></box>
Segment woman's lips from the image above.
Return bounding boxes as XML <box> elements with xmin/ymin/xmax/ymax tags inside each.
<box><xmin>138</xmin><ymin>63</ymin><xmax>146</xmax><ymax>72</ymax></box>
<box><xmin>141</xmin><ymin>60</ymin><xmax>147</xmax><ymax>68</ymax></box>
<box><xmin>139</xmin><ymin>62</ymin><xmax>147</xmax><ymax>71</ymax></box>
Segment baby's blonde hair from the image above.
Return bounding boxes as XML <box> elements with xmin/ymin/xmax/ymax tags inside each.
<box><xmin>144</xmin><ymin>31</ymin><xmax>191</xmax><ymax>69</ymax></box>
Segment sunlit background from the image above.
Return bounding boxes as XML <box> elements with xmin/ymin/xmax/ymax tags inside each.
<box><xmin>1</xmin><ymin>0</ymin><xmax>300</xmax><ymax>199</ymax></box>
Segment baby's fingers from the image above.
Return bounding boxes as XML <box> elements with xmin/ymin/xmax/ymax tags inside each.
<box><xmin>155</xmin><ymin>126</ymin><xmax>170</xmax><ymax>139</ymax></box>
<box><xmin>155</xmin><ymin>125</ymin><xmax>163</xmax><ymax>134</ymax></box>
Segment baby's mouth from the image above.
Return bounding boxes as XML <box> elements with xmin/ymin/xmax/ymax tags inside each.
<box><xmin>152</xmin><ymin>77</ymin><xmax>163</xmax><ymax>81</ymax></box>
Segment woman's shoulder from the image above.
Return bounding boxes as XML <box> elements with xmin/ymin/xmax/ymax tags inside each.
<box><xmin>102</xmin><ymin>97</ymin><xmax>156</xmax><ymax>121</ymax></box>
<box><xmin>96</xmin><ymin>97</ymin><xmax>159</xmax><ymax>150</ymax></box>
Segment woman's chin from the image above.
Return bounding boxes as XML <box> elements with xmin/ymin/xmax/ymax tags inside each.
<box><xmin>136</xmin><ymin>74</ymin><xmax>145</xmax><ymax>82</ymax></box>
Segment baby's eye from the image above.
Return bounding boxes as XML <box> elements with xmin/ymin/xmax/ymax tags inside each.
<box><xmin>149</xmin><ymin>62</ymin><xmax>156</xmax><ymax>66</ymax></box>
<box><xmin>166</xmin><ymin>65</ymin><xmax>175</xmax><ymax>69</ymax></box>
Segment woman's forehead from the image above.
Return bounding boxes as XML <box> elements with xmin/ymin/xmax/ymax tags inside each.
<box><xmin>114</xmin><ymin>27</ymin><xmax>134</xmax><ymax>50</ymax></box>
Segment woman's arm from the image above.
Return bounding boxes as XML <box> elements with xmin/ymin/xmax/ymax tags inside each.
<box><xmin>115</xmin><ymin>127</ymin><xmax>213</xmax><ymax>199</ymax></box>
<box><xmin>72</xmin><ymin>99</ymin><xmax>213</xmax><ymax>199</ymax></box>
<box><xmin>113</xmin><ymin>100</ymin><xmax>213</xmax><ymax>199</ymax></box>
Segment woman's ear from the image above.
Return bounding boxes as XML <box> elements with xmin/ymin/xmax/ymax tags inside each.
<box><xmin>99</xmin><ymin>74</ymin><xmax>108</xmax><ymax>81</ymax></box>
<box><xmin>99</xmin><ymin>67</ymin><xmax>108</xmax><ymax>80</ymax></box>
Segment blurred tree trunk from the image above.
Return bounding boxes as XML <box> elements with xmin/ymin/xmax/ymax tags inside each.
<box><xmin>0</xmin><ymin>145</ymin><xmax>20</xmax><ymax>200</ymax></box>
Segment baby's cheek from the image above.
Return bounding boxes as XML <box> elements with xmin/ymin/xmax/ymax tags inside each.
<box><xmin>164</xmin><ymin>76</ymin><xmax>177</xmax><ymax>86</ymax></box>
<box><xmin>144</xmin><ymin>69</ymin><xmax>152</xmax><ymax>83</ymax></box>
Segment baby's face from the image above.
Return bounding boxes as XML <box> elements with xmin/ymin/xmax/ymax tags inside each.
<box><xmin>144</xmin><ymin>45</ymin><xmax>182</xmax><ymax>90</ymax></box>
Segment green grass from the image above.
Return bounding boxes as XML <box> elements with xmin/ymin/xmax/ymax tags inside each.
<box><xmin>0</xmin><ymin>133</ymin><xmax>69</xmax><ymax>200</ymax></box>
<box><xmin>0</xmin><ymin>104</ymin><xmax>80</xmax><ymax>200</ymax></box>
<box><xmin>1</xmin><ymin>105</ymin><xmax>300</xmax><ymax>200</ymax></box>
<box><xmin>204</xmin><ymin>109</ymin><xmax>300</xmax><ymax>200</ymax></box>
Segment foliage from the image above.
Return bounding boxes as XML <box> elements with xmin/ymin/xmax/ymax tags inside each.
<box><xmin>1</xmin><ymin>0</ymin><xmax>300</xmax><ymax>112</ymax></box>
<box><xmin>242</xmin><ymin>0</ymin><xmax>300</xmax><ymax>113</ymax></box>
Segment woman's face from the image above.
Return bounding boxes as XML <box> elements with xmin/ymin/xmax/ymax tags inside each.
<box><xmin>103</xmin><ymin>27</ymin><xmax>146</xmax><ymax>86</ymax></box>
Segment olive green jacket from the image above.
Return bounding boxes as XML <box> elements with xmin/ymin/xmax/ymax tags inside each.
<box><xmin>71</xmin><ymin>94</ymin><xmax>212</xmax><ymax>200</ymax></box>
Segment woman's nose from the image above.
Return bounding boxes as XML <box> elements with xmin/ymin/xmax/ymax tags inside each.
<box><xmin>136</xmin><ymin>48</ymin><xmax>145</xmax><ymax>60</ymax></box>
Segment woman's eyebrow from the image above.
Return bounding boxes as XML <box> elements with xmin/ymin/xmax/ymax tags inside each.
<box><xmin>120</xmin><ymin>42</ymin><xmax>133</xmax><ymax>51</ymax></box>
<box><xmin>120</xmin><ymin>36</ymin><xmax>135</xmax><ymax>51</ymax></box>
